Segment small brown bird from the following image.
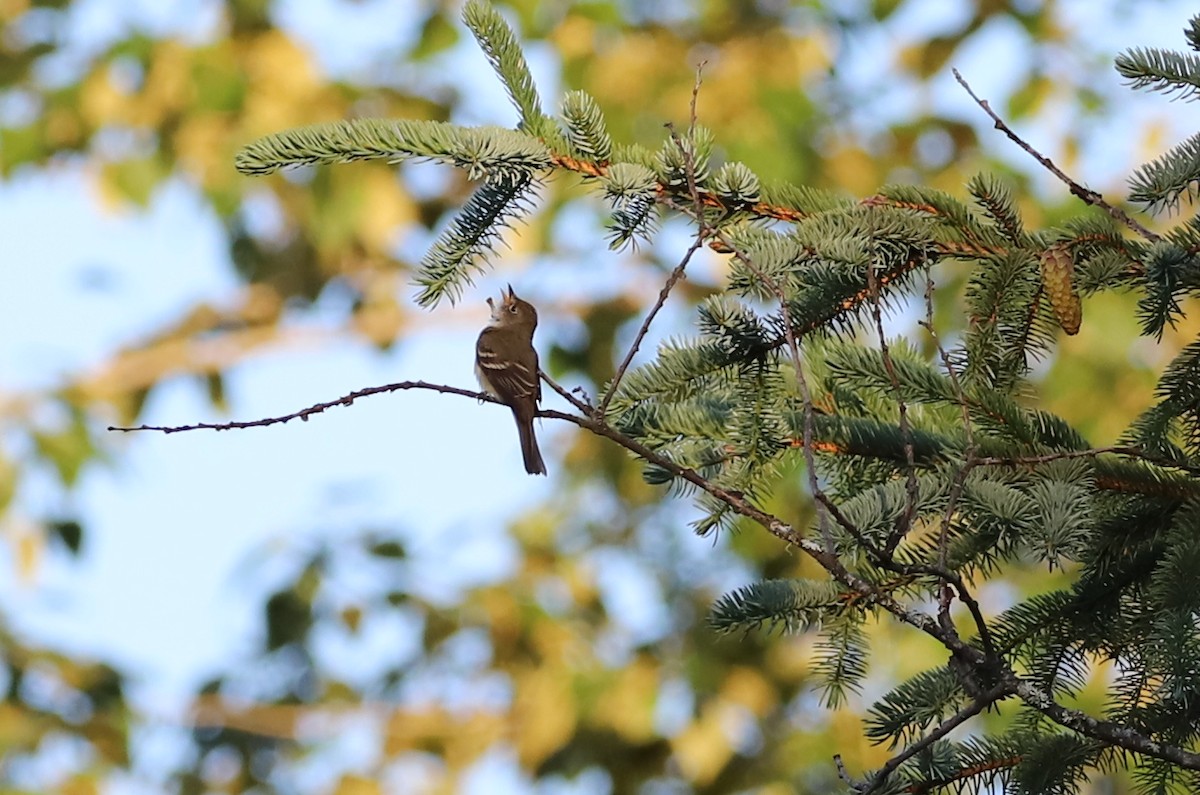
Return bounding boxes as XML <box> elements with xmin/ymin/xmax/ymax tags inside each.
<box><xmin>475</xmin><ymin>285</ymin><xmax>545</xmax><ymax>475</ymax></box>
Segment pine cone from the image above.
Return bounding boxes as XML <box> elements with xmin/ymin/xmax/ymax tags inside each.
<box><xmin>1041</xmin><ymin>243</ymin><xmax>1081</xmax><ymax>335</ymax></box>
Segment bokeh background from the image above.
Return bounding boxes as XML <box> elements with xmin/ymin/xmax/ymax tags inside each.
<box><xmin>4</xmin><ymin>0</ymin><xmax>1200</xmax><ymax>792</ymax></box>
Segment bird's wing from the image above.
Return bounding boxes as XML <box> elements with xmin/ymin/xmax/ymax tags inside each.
<box><xmin>476</xmin><ymin>330</ymin><xmax>540</xmax><ymax>405</ymax></box>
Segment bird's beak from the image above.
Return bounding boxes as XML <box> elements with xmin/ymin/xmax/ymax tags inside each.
<box><xmin>486</xmin><ymin>296</ymin><xmax>494</xmax><ymax>310</ymax></box>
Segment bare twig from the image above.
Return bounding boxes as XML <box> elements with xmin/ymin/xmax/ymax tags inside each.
<box><xmin>975</xmin><ymin>445</ymin><xmax>1158</xmax><ymax>468</ymax></box>
<box><xmin>952</xmin><ymin>68</ymin><xmax>1161</xmax><ymax>243</ymax></box>
<box><xmin>541</xmin><ymin>370</ymin><xmax>594</xmax><ymax>416</ymax></box>
<box><xmin>597</xmin><ymin>240</ymin><xmax>702</xmax><ymax>417</ymax></box>
<box><xmin>597</xmin><ymin>63</ymin><xmax>709</xmax><ymax>418</ymax></box>
<box><xmin>868</xmin><ymin>245</ymin><xmax>921</xmax><ymax>559</ymax></box>
<box><xmin>834</xmin><ymin>754</ymin><xmax>854</xmax><ymax>786</ymax></box>
<box><xmin>107</xmin><ymin>380</ymin><xmax>494</xmax><ymax>433</ymax></box>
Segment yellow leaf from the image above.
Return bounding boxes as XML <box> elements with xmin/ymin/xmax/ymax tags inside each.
<box><xmin>550</xmin><ymin>15</ymin><xmax>597</xmax><ymax>61</ymax></box>
<box><xmin>80</xmin><ymin>67</ymin><xmax>129</xmax><ymax>128</ymax></box>
<box><xmin>0</xmin><ymin>0</ymin><xmax>32</xmax><ymax>22</ymax></box>
<box><xmin>720</xmin><ymin>666</ymin><xmax>777</xmax><ymax>717</ymax></box>
<box><xmin>478</xmin><ymin>587</ymin><xmax>522</xmax><ymax>654</ymax></box>
<box><xmin>0</xmin><ymin>452</ymin><xmax>17</xmax><ymax>512</ymax></box>
<box><xmin>340</xmin><ymin>605</ymin><xmax>363</xmax><ymax>634</ymax></box>
<box><xmin>12</xmin><ymin>521</ymin><xmax>42</xmax><ymax>583</ymax></box>
<box><xmin>670</xmin><ymin>704</ymin><xmax>732</xmax><ymax>785</ymax></box>
<box><xmin>334</xmin><ymin>774</ymin><xmax>382</xmax><ymax>795</ymax></box>
<box><xmin>243</xmin><ymin>30</ymin><xmax>323</xmax><ymax>133</ymax></box>
<box><xmin>61</xmin><ymin>773</ymin><xmax>100</xmax><ymax>795</ymax></box>
<box><xmin>175</xmin><ymin>113</ymin><xmax>233</xmax><ymax>188</ymax></box>
<box><xmin>0</xmin><ymin>701</ymin><xmax>43</xmax><ymax>748</ymax></box>
<box><xmin>824</xmin><ymin>145</ymin><xmax>878</xmax><ymax>197</ymax></box>
<box><xmin>132</xmin><ymin>41</ymin><xmax>193</xmax><ymax>127</ymax></box>
<box><xmin>382</xmin><ymin>706</ymin><xmax>503</xmax><ymax>771</ymax></box>
<box><xmin>358</xmin><ymin>168</ymin><xmax>417</xmax><ymax>251</ymax></box>
<box><xmin>530</xmin><ymin>615</ymin><xmax>578</xmax><ymax>662</ymax></box>
<box><xmin>512</xmin><ymin>665</ymin><xmax>576</xmax><ymax>767</ymax></box>
<box><xmin>591</xmin><ymin>655</ymin><xmax>658</xmax><ymax>742</ymax></box>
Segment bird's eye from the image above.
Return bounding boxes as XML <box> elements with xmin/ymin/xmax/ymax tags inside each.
<box><xmin>509</xmin><ymin>305</ymin><xmax>518</xmax><ymax>314</ymax></box>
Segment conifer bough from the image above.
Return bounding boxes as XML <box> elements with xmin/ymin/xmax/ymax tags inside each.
<box><xmin>231</xmin><ymin>4</ymin><xmax>1200</xmax><ymax>792</ymax></box>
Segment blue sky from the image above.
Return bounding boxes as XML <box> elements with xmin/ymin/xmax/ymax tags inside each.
<box><xmin>4</xmin><ymin>0</ymin><xmax>1200</xmax><ymax>792</ymax></box>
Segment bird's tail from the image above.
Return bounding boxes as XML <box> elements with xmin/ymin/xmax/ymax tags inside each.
<box><xmin>516</xmin><ymin>413</ymin><xmax>546</xmax><ymax>476</ymax></box>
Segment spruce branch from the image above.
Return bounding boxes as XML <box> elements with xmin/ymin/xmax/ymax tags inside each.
<box><xmin>692</xmin><ymin>206</ymin><xmax>836</xmax><ymax>549</ymax></box>
<box><xmin>1008</xmin><ymin>673</ymin><xmax>1200</xmax><ymax>770</ymax></box>
<box><xmin>1115</xmin><ymin>46</ymin><xmax>1200</xmax><ymax>102</ymax></box>
<box><xmin>952</xmin><ymin>68</ymin><xmax>1161</xmax><ymax>243</ymax></box>
<box><xmin>1128</xmin><ymin>132</ymin><xmax>1200</xmax><ymax>214</ymax></box>
<box><xmin>659</xmin><ymin>66</ymin><xmax>838</xmax><ymax>552</ymax></box>
<box><xmin>235</xmin><ymin>119</ymin><xmax>550</xmax><ymax>177</ymax></box>
<box><xmin>919</xmin><ymin>270</ymin><xmax>978</xmax><ymax>591</ymax></box>
<box><xmin>561</xmin><ymin>90</ymin><xmax>613</xmax><ymax>163</ymax></box>
<box><xmin>708</xmin><ymin>578</ymin><xmax>849</xmax><ymax>634</ymax></box>
<box><xmin>414</xmin><ymin>170</ymin><xmax>539</xmax><ymax>307</ymax></box>
<box><xmin>1187</xmin><ymin>14</ymin><xmax>1200</xmax><ymax>53</ymax></box>
<box><xmin>461</xmin><ymin>0</ymin><xmax>556</xmax><ymax>140</ymax></box>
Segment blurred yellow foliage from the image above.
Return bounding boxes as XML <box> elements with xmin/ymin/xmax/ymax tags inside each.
<box><xmin>591</xmin><ymin>654</ymin><xmax>659</xmax><ymax>742</ymax></box>
<box><xmin>670</xmin><ymin>701</ymin><xmax>734</xmax><ymax>785</ymax></box>
<box><xmin>512</xmin><ymin>663</ymin><xmax>577</xmax><ymax>766</ymax></box>
<box><xmin>382</xmin><ymin>706</ymin><xmax>505</xmax><ymax>768</ymax></box>
<box><xmin>721</xmin><ymin>665</ymin><xmax>778</xmax><ymax>717</ymax></box>
<box><xmin>243</xmin><ymin>31</ymin><xmax>325</xmax><ymax>133</ymax></box>
<box><xmin>333</xmin><ymin>774</ymin><xmax>382</xmax><ymax>795</ymax></box>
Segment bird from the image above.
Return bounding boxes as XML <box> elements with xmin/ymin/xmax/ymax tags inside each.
<box><xmin>475</xmin><ymin>285</ymin><xmax>546</xmax><ymax>475</ymax></box>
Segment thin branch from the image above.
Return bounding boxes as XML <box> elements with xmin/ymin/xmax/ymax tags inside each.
<box><xmin>597</xmin><ymin>64</ymin><xmax>708</xmax><ymax>418</ymax></box>
<box><xmin>858</xmin><ymin>685</ymin><xmax>1012</xmax><ymax>794</ymax></box>
<box><xmin>905</xmin><ymin>755</ymin><xmax>1022</xmax><ymax>795</ymax></box>
<box><xmin>598</xmin><ymin>240</ymin><xmax>702</xmax><ymax>417</ymax></box>
<box><xmin>914</xmin><ymin>268</ymin><xmax>999</xmax><ymax>658</ymax></box>
<box><xmin>975</xmin><ymin>445</ymin><xmax>1161</xmax><ymax>467</ymax></box>
<box><xmin>107</xmin><ymin>381</ymin><xmax>494</xmax><ymax>433</ymax></box>
<box><xmin>953</xmin><ymin>68</ymin><xmax>1162</xmax><ymax>244</ymax></box>
<box><xmin>108</xmin><ymin>378</ymin><xmax>971</xmax><ymax>655</ymax></box>
<box><xmin>835</xmin><ymin>754</ymin><xmax>854</xmax><ymax>786</ymax></box>
<box><xmin>541</xmin><ymin>369</ymin><xmax>594</xmax><ymax>416</ymax></box>
<box><xmin>1008</xmin><ymin>673</ymin><xmax>1200</xmax><ymax>769</ymax></box>
<box><xmin>868</xmin><ymin>246</ymin><xmax>920</xmax><ymax>560</ymax></box>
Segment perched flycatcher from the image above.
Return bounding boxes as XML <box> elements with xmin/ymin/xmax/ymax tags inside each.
<box><xmin>475</xmin><ymin>285</ymin><xmax>546</xmax><ymax>475</ymax></box>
